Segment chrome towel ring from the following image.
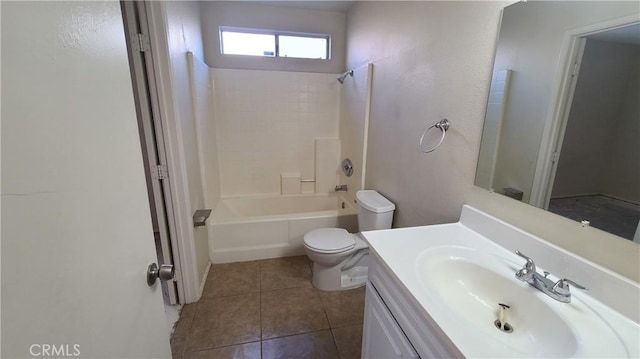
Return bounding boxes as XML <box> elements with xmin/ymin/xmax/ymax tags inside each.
<box><xmin>419</xmin><ymin>119</ymin><xmax>450</xmax><ymax>153</ymax></box>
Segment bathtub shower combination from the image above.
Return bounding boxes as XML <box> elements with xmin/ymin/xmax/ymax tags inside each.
<box><xmin>198</xmin><ymin>63</ymin><xmax>375</xmax><ymax>270</ymax></box>
<box><xmin>209</xmin><ymin>194</ymin><xmax>358</xmax><ymax>263</ymax></box>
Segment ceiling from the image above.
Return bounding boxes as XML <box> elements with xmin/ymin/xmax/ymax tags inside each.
<box><xmin>242</xmin><ymin>1</ymin><xmax>356</xmax><ymax>13</ymax></box>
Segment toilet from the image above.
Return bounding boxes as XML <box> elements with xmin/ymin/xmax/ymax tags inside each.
<box><xmin>303</xmin><ymin>190</ymin><xmax>395</xmax><ymax>291</ymax></box>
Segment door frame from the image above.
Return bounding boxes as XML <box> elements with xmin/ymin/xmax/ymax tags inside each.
<box><xmin>121</xmin><ymin>1</ymin><xmax>184</xmax><ymax>305</ymax></box>
<box><xmin>529</xmin><ymin>14</ymin><xmax>640</xmax><ymax>209</ymax></box>
<box><xmin>144</xmin><ymin>0</ymin><xmax>204</xmax><ymax>303</ymax></box>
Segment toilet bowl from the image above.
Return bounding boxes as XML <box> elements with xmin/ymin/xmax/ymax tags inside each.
<box><xmin>303</xmin><ymin>190</ymin><xmax>395</xmax><ymax>291</ymax></box>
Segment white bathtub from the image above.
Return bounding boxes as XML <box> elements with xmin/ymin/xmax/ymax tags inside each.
<box><xmin>209</xmin><ymin>194</ymin><xmax>358</xmax><ymax>263</ymax></box>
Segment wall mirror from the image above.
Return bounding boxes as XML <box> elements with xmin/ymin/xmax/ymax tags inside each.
<box><xmin>476</xmin><ymin>1</ymin><xmax>640</xmax><ymax>242</ymax></box>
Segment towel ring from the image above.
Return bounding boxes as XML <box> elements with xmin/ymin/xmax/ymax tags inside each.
<box><xmin>419</xmin><ymin>119</ymin><xmax>450</xmax><ymax>153</ymax></box>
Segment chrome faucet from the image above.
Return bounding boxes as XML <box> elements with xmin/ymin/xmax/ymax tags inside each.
<box><xmin>514</xmin><ymin>251</ymin><xmax>587</xmax><ymax>303</ymax></box>
<box><xmin>334</xmin><ymin>184</ymin><xmax>348</xmax><ymax>191</ymax></box>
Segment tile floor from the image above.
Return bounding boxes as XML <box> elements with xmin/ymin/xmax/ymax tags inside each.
<box><xmin>171</xmin><ymin>256</ymin><xmax>365</xmax><ymax>359</ymax></box>
<box><xmin>548</xmin><ymin>194</ymin><xmax>639</xmax><ymax>240</ymax></box>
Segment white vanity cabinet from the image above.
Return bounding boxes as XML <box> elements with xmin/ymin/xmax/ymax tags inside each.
<box><xmin>362</xmin><ymin>283</ymin><xmax>418</xmax><ymax>358</ymax></box>
<box><xmin>362</xmin><ymin>255</ymin><xmax>463</xmax><ymax>358</ymax></box>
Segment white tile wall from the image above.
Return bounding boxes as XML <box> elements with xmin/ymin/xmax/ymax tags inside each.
<box><xmin>315</xmin><ymin>138</ymin><xmax>341</xmax><ymax>193</ymax></box>
<box><xmin>213</xmin><ymin>68</ymin><xmax>341</xmax><ymax>197</ymax></box>
<box><xmin>301</xmin><ymin>181</ymin><xmax>315</xmax><ymax>194</ymax></box>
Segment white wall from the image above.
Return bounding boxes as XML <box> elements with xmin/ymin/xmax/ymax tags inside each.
<box><xmin>491</xmin><ymin>1</ymin><xmax>639</xmax><ymax>202</ymax></box>
<box><xmin>347</xmin><ymin>1</ymin><xmax>506</xmax><ymax>227</ymax></box>
<box><xmin>200</xmin><ymin>1</ymin><xmax>346</xmax><ymax>73</ymax></box>
<box><xmin>600</xmin><ymin>42</ymin><xmax>640</xmax><ymax>203</ymax></box>
<box><xmin>162</xmin><ymin>1</ymin><xmax>210</xmax><ymax>291</ymax></box>
<box><xmin>552</xmin><ymin>39</ymin><xmax>640</xmax><ymax>201</ymax></box>
<box><xmin>338</xmin><ymin>64</ymin><xmax>372</xmax><ymax>204</ymax></box>
<box><xmin>346</xmin><ymin>1</ymin><xmax>639</xmax><ymax>282</ymax></box>
<box><xmin>213</xmin><ymin>69</ymin><xmax>340</xmax><ymax>197</ymax></box>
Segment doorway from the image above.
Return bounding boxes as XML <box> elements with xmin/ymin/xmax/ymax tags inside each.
<box><xmin>534</xmin><ymin>20</ymin><xmax>640</xmax><ymax>240</ymax></box>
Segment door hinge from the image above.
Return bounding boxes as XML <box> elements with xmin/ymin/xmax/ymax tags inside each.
<box><xmin>134</xmin><ymin>33</ymin><xmax>150</xmax><ymax>52</ymax></box>
<box><xmin>571</xmin><ymin>62</ymin><xmax>579</xmax><ymax>77</ymax></box>
<box><xmin>151</xmin><ymin>165</ymin><xmax>168</xmax><ymax>180</ymax></box>
<box><xmin>551</xmin><ymin>151</ymin><xmax>559</xmax><ymax>164</ymax></box>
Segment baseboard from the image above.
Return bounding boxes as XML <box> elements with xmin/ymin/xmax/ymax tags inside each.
<box><xmin>197</xmin><ymin>261</ymin><xmax>211</xmax><ymax>300</ymax></box>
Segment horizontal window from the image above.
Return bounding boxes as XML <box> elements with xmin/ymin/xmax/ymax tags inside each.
<box><xmin>220</xmin><ymin>27</ymin><xmax>329</xmax><ymax>60</ymax></box>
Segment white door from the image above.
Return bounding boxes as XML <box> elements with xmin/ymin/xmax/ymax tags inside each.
<box><xmin>1</xmin><ymin>2</ymin><xmax>172</xmax><ymax>358</ymax></box>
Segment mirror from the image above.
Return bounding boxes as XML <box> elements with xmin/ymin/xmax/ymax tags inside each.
<box><xmin>476</xmin><ymin>1</ymin><xmax>640</xmax><ymax>242</ymax></box>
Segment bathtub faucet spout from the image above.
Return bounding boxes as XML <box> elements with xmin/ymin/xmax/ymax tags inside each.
<box><xmin>335</xmin><ymin>184</ymin><xmax>348</xmax><ymax>191</ymax></box>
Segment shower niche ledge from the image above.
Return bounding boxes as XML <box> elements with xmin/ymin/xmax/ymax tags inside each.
<box><xmin>361</xmin><ymin>205</ymin><xmax>640</xmax><ymax>358</ymax></box>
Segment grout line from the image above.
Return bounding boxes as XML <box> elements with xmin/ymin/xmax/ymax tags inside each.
<box><xmin>330</xmin><ymin>327</ymin><xmax>342</xmax><ymax>359</ymax></box>
<box><xmin>184</xmin><ymin>340</ymin><xmax>262</xmax><ymax>354</ymax></box>
<box><xmin>317</xmin><ymin>289</ymin><xmax>333</xmax><ymax>330</ymax></box>
<box><xmin>199</xmin><ymin>288</ymin><xmax>261</xmax><ymax>300</ymax></box>
<box><xmin>329</xmin><ymin>321</ymin><xmax>365</xmax><ymax>330</ymax></box>
<box><xmin>259</xmin><ymin>284</ymin><xmax>313</xmax><ymax>294</ymax></box>
<box><xmin>262</xmin><ymin>327</ymin><xmax>334</xmax><ymax>342</ymax></box>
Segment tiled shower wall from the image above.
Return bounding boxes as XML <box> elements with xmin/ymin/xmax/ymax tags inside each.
<box><xmin>213</xmin><ymin>69</ymin><xmax>340</xmax><ymax>197</ymax></box>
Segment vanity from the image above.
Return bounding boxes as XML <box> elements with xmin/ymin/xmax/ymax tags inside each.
<box><xmin>359</xmin><ymin>0</ymin><xmax>639</xmax><ymax>356</ymax></box>
<box><xmin>361</xmin><ymin>205</ymin><xmax>640</xmax><ymax>358</ymax></box>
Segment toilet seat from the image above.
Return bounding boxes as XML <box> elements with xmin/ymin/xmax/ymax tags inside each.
<box><xmin>304</xmin><ymin>228</ymin><xmax>355</xmax><ymax>254</ymax></box>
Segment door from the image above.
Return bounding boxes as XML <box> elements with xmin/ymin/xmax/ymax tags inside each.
<box><xmin>1</xmin><ymin>2</ymin><xmax>172</xmax><ymax>358</ymax></box>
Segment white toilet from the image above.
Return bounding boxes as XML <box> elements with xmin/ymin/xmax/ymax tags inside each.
<box><xmin>303</xmin><ymin>190</ymin><xmax>395</xmax><ymax>291</ymax></box>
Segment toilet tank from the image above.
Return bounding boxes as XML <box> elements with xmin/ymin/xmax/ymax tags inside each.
<box><xmin>356</xmin><ymin>190</ymin><xmax>396</xmax><ymax>231</ymax></box>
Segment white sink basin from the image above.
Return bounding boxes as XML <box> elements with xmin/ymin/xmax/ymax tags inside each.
<box><xmin>416</xmin><ymin>246</ymin><xmax>628</xmax><ymax>358</ymax></box>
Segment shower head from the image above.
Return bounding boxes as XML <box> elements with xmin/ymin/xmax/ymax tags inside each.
<box><xmin>337</xmin><ymin>70</ymin><xmax>354</xmax><ymax>84</ymax></box>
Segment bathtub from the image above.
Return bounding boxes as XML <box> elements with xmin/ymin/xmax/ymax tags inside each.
<box><xmin>209</xmin><ymin>194</ymin><xmax>358</xmax><ymax>263</ymax></box>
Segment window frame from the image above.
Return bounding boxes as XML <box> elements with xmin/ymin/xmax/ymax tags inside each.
<box><xmin>219</xmin><ymin>26</ymin><xmax>331</xmax><ymax>60</ymax></box>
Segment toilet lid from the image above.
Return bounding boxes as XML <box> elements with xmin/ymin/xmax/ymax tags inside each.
<box><xmin>304</xmin><ymin>228</ymin><xmax>355</xmax><ymax>253</ymax></box>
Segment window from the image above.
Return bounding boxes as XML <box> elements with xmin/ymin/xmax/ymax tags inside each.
<box><xmin>220</xmin><ymin>31</ymin><xmax>276</xmax><ymax>57</ymax></box>
<box><xmin>220</xmin><ymin>27</ymin><xmax>329</xmax><ymax>60</ymax></box>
